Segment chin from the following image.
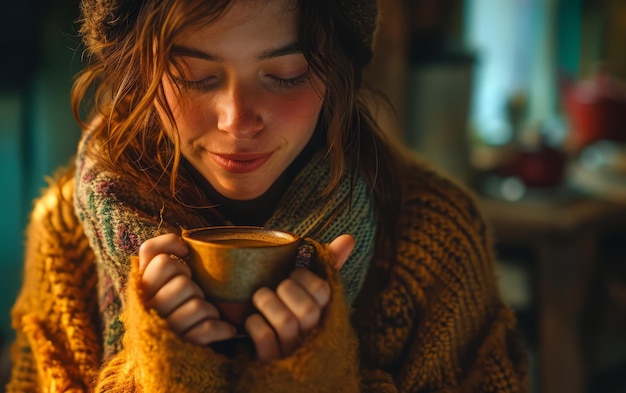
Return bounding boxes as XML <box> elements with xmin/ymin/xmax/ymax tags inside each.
<box><xmin>217</xmin><ymin>184</ymin><xmax>271</xmax><ymax>201</ymax></box>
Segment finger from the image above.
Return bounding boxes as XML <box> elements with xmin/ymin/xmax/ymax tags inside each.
<box><xmin>166</xmin><ymin>297</ymin><xmax>220</xmax><ymax>334</ymax></box>
<box><xmin>327</xmin><ymin>234</ymin><xmax>355</xmax><ymax>270</ymax></box>
<box><xmin>290</xmin><ymin>268</ymin><xmax>331</xmax><ymax>308</ymax></box>
<box><xmin>245</xmin><ymin>313</ymin><xmax>281</xmax><ymax>362</ymax></box>
<box><xmin>139</xmin><ymin>233</ymin><xmax>188</xmax><ymax>271</ymax></box>
<box><xmin>146</xmin><ymin>274</ymin><xmax>204</xmax><ymax>317</ymax></box>
<box><xmin>276</xmin><ymin>278</ymin><xmax>321</xmax><ymax>333</ymax></box>
<box><xmin>252</xmin><ymin>287</ymin><xmax>300</xmax><ymax>356</ymax></box>
<box><xmin>183</xmin><ymin>318</ymin><xmax>237</xmax><ymax>346</ymax></box>
<box><xmin>141</xmin><ymin>253</ymin><xmax>192</xmax><ymax>300</ymax></box>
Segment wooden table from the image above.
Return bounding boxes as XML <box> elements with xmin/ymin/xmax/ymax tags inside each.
<box><xmin>479</xmin><ymin>196</ymin><xmax>626</xmax><ymax>393</ymax></box>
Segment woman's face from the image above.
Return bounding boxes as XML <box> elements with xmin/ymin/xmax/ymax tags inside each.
<box><xmin>162</xmin><ymin>0</ymin><xmax>325</xmax><ymax>200</ymax></box>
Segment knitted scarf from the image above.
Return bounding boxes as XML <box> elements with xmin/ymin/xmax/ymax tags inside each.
<box><xmin>74</xmin><ymin>142</ymin><xmax>376</xmax><ymax>358</ymax></box>
<box><xmin>265</xmin><ymin>152</ymin><xmax>376</xmax><ymax>304</ymax></box>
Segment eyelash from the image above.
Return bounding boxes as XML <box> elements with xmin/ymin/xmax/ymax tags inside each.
<box><xmin>176</xmin><ymin>77</ymin><xmax>216</xmax><ymax>91</ymax></box>
<box><xmin>270</xmin><ymin>73</ymin><xmax>309</xmax><ymax>88</ymax></box>
<box><xmin>175</xmin><ymin>73</ymin><xmax>309</xmax><ymax>91</ymax></box>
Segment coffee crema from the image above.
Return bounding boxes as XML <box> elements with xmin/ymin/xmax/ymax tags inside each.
<box><xmin>199</xmin><ymin>238</ymin><xmax>283</xmax><ymax>247</ymax></box>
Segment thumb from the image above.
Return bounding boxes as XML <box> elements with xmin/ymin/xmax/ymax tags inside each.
<box><xmin>327</xmin><ymin>234</ymin><xmax>355</xmax><ymax>271</ymax></box>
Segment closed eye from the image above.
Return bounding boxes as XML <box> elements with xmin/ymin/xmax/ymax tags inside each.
<box><xmin>269</xmin><ymin>73</ymin><xmax>309</xmax><ymax>88</ymax></box>
<box><xmin>171</xmin><ymin>73</ymin><xmax>310</xmax><ymax>91</ymax></box>
<box><xmin>173</xmin><ymin>76</ymin><xmax>218</xmax><ymax>91</ymax></box>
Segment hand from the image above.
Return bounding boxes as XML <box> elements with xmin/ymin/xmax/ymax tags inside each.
<box><xmin>244</xmin><ymin>234</ymin><xmax>355</xmax><ymax>362</ymax></box>
<box><xmin>139</xmin><ymin>233</ymin><xmax>236</xmax><ymax>345</ymax></box>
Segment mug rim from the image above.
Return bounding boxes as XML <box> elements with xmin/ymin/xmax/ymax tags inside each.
<box><xmin>181</xmin><ymin>225</ymin><xmax>300</xmax><ymax>248</ymax></box>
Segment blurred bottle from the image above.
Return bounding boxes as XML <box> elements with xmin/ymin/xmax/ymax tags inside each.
<box><xmin>561</xmin><ymin>67</ymin><xmax>626</xmax><ymax>149</ymax></box>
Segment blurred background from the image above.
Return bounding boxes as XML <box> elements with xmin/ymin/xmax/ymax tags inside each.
<box><xmin>1</xmin><ymin>0</ymin><xmax>626</xmax><ymax>392</ymax></box>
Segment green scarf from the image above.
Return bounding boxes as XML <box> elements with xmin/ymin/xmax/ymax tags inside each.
<box><xmin>266</xmin><ymin>152</ymin><xmax>376</xmax><ymax>304</ymax></box>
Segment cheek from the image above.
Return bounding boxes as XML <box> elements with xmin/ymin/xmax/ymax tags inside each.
<box><xmin>268</xmin><ymin>89</ymin><xmax>324</xmax><ymax>128</ymax></box>
<box><xmin>181</xmin><ymin>104</ymin><xmax>215</xmax><ymax>136</ymax></box>
<box><xmin>172</xmin><ymin>100</ymin><xmax>218</xmax><ymax>142</ymax></box>
<box><xmin>161</xmin><ymin>79</ymin><xmax>214</xmax><ymax>139</ymax></box>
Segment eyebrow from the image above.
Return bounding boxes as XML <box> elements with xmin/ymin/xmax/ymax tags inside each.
<box><xmin>171</xmin><ymin>42</ymin><xmax>302</xmax><ymax>62</ymax></box>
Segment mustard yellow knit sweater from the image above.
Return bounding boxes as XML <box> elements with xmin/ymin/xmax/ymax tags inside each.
<box><xmin>7</xmin><ymin>164</ymin><xmax>528</xmax><ymax>392</ymax></box>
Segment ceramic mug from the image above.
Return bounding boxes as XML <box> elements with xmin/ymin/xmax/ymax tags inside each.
<box><xmin>181</xmin><ymin>226</ymin><xmax>301</xmax><ymax>326</ymax></box>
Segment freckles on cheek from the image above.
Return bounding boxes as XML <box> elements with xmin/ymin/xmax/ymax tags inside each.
<box><xmin>184</xmin><ymin>106</ymin><xmax>207</xmax><ymax>131</ymax></box>
<box><xmin>275</xmin><ymin>90</ymin><xmax>324</xmax><ymax>122</ymax></box>
<box><xmin>162</xmin><ymin>81</ymin><xmax>213</xmax><ymax>139</ymax></box>
<box><xmin>179</xmin><ymin>103</ymin><xmax>215</xmax><ymax>139</ymax></box>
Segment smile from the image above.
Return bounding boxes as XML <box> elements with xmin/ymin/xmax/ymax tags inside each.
<box><xmin>210</xmin><ymin>152</ymin><xmax>272</xmax><ymax>174</ymax></box>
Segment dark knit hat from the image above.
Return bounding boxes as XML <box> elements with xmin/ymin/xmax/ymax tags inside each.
<box><xmin>79</xmin><ymin>0</ymin><xmax>140</xmax><ymax>53</ymax></box>
<box><xmin>80</xmin><ymin>0</ymin><xmax>379</xmax><ymax>69</ymax></box>
<box><xmin>334</xmin><ymin>0</ymin><xmax>379</xmax><ymax>70</ymax></box>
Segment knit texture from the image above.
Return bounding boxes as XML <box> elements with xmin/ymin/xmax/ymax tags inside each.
<box><xmin>7</xmin><ymin>168</ymin><xmax>101</xmax><ymax>392</ymax></box>
<box><xmin>265</xmin><ymin>152</ymin><xmax>375</xmax><ymax>303</ymax></box>
<box><xmin>334</xmin><ymin>0</ymin><xmax>378</xmax><ymax>69</ymax></box>
<box><xmin>7</xmin><ymin>157</ymin><xmax>529</xmax><ymax>392</ymax></box>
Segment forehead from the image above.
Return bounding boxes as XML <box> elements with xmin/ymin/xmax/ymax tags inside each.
<box><xmin>175</xmin><ymin>0</ymin><xmax>301</xmax><ymax>54</ymax></box>
<box><xmin>221</xmin><ymin>0</ymin><xmax>298</xmax><ymax>21</ymax></box>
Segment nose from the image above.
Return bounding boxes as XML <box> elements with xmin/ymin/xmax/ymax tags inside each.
<box><xmin>215</xmin><ymin>82</ymin><xmax>263</xmax><ymax>139</ymax></box>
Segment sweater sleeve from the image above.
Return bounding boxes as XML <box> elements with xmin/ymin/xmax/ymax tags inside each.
<box><xmin>232</xmin><ymin>240</ymin><xmax>362</xmax><ymax>393</ymax></box>
<box><xmin>7</xmin><ymin>168</ymin><xmax>103</xmax><ymax>392</ymax></box>
<box><xmin>93</xmin><ymin>256</ymin><xmax>233</xmax><ymax>392</ymax></box>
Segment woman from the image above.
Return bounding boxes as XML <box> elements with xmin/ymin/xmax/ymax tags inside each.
<box><xmin>7</xmin><ymin>0</ymin><xmax>528</xmax><ymax>391</ymax></box>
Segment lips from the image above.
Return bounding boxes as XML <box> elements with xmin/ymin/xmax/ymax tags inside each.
<box><xmin>210</xmin><ymin>152</ymin><xmax>272</xmax><ymax>174</ymax></box>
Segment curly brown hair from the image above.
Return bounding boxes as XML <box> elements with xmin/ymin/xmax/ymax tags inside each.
<box><xmin>72</xmin><ymin>0</ymin><xmax>406</xmax><ymax>240</ymax></box>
